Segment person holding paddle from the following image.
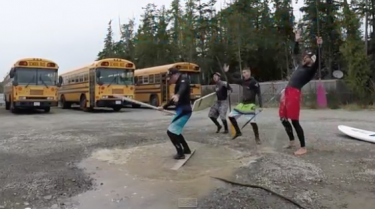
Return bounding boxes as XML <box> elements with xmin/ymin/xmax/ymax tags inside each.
<box><xmin>157</xmin><ymin>68</ymin><xmax>192</xmax><ymax>160</ymax></box>
<box><xmin>279</xmin><ymin>29</ymin><xmax>323</xmax><ymax>156</ymax></box>
<box><xmin>208</xmin><ymin>72</ymin><xmax>232</xmax><ymax>134</ymax></box>
<box><xmin>224</xmin><ymin>66</ymin><xmax>263</xmax><ymax>144</ymax></box>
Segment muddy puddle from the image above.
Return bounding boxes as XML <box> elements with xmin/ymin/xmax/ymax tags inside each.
<box><xmin>71</xmin><ymin>141</ymin><xmax>258</xmax><ymax>209</ymax></box>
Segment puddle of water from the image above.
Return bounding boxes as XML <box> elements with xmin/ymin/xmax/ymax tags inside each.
<box><xmin>71</xmin><ymin>142</ymin><xmax>259</xmax><ymax>209</ymax></box>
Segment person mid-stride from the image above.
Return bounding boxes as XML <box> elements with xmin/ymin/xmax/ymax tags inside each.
<box><xmin>157</xmin><ymin>68</ymin><xmax>192</xmax><ymax>160</ymax></box>
<box><xmin>208</xmin><ymin>72</ymin><xmax>232</xmax><ymax>134</ymax></box>
<box><xmin>224</xmin><ymin>65</ymin><xmax>262</xmax><ymax>145</ymax></box>
<box><xmin>279</xmin><ymin>29</ymin><xmax>323</xmax><ymax>156</ymax></box>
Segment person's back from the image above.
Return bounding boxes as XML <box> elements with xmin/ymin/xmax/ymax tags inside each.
<box><xmin>174</xmin><ymin>74</ymin><xmax>191</xmax><ymax>111</ymax></box>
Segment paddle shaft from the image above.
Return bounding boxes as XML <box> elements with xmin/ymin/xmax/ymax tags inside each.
<box><xmin>114</xmin><ymin>95</ymin><xmax>175</xmax><ymax>115</ymax></box>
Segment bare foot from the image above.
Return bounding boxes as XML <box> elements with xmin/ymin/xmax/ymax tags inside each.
<box><xmin>294</xmin><ymin>148</ymin><xmax>307</xmax><ymax>156</ymax></box>
<box><xmin>283</xmin><ymin>141</ymin><xmax>295</xmax><ymax>149</ymax></box>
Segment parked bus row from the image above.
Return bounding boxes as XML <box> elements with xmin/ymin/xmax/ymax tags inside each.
<box><xmin>2</xmin><ymin>58</ymin><xmax>202</xmax><ymax>113</ymax></box>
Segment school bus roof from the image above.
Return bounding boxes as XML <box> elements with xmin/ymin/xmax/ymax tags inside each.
<box><xmin>12</xmin><ymin>58</ymin><xmax>59</xmax><ymax>68</ymax></box>
<box><xmin>60</xmin><ymin>58</ymin><xmax>135</xmax><ymax>76</ymax></box>
<box><xmin>135</xmin><ymin>62</ymin><xmax>200</xmax><ymax>76</ymax></box>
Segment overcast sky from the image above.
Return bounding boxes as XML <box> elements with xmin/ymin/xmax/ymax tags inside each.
<box><xmin>0</xmin><ymin>0</ymin><xmax>304</xmax><ymax>77</ymax></box>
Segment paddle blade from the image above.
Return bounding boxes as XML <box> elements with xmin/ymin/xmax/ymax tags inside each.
<box><xmin>230</xmin><ymin>122</ymin><xmax>236</xmax><ymax>138</ymax></box>
<box><xmin>192</xmin><ymin>92</ymin><xmax>216</xmax><ymax>112</ymax></box>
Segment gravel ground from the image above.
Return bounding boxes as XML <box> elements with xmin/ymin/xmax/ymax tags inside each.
<box><xmin>0</xmin><ymin>107</ymin><xmax>374</xmax><ymax>209</ymax></box>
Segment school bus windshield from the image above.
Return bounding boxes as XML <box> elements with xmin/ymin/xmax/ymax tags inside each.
<box><xmin>97</xmin><ymin>68</ymin><xmax>134</xmax><ymax>85</ymax></box>
<box><xmin>184</xmin><ymin>72</ymin><xmax>200</xmax><ymax>84</ymax></box>
<box><xmin>14</xmin><ymin>68</ymin><xmax>58</xmax><ymax>86</ymax></box>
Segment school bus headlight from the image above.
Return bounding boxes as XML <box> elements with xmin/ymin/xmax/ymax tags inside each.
<box><xmin>47</xmin><ymin>97</ymin><xmax>54</xmax><ymax>100</ymax></box>
<box><xmin>19</xmin><ymin>96</ymin><xmax>26</xmax><ymax>100</ymax></box>
<box><xmin>102</xmin><ymin>95</ymin><xmax>108</xmax><ymax>99</ymax></box>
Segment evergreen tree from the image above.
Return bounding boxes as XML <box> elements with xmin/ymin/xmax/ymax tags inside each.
<box><xmin>97</xmin><ymin>20</ymin><xmax>115</xmax><ymax>60</ymax></box>
<box><xmin>94</xmin><ymin>0</ymin><xmax>375</xmax><ymax>90</ymax></box>
<box><xmin>340</xmin><ymin>0</ymin><xmax>371</xmax><ymax>102</ymax></box>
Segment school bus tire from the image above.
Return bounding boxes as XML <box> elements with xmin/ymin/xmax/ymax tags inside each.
<box><xmin>44</xmin><ymin>107</ymin><xmax>51</xmax><ymax>113</ymax></box>
<box><xmin>149</xmin><ymin>94</ymin><xmax>159</xmax><ymax>107</ymax></box>
<box><xmin>60</xmin><ymin>95</ymin><xmax>71</xmax><ymax>109</ymax></box>
<box><xmin>80</xmin><ymin>94</ymin><xmax>90</xmax><ymax>112</ymax></box>
<box><xmin>5</xmin><ymin>101</ymin><xmax>10</xmax><ymax>110</ymax></box>
<box><xmin>10</xmin><ymin>98</ymin><xmax>17</xmax><ymax>113</ymax></box>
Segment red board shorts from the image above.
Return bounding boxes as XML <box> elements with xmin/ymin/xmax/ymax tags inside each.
<box><xmin>279</xmin><ymin>87</ymin><xmax>301</xmax><ymax>120</ymax></box>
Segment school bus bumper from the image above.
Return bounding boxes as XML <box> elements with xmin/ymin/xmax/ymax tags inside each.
<box><xmin>96</xmin><ymin>99</ymin><xmax>123</xmax><ymax>107</ymax></box>
<box><xmin>13</xmin><ymin>101</ymin><xmax>58</xmax><ymax>107</ymax></box>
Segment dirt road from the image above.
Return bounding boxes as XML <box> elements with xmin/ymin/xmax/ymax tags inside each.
<box><xmin>0</xmin><ymin>107</ymin><xmax>374</xmax><ymax>209</ymax></box>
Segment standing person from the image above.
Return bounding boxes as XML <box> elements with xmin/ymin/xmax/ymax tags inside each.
<box><xmin>279</xmin><ymin>29</ymin><xmax>323</xmax><ymax>156</ymax></box>
<box><xmin>157</xmin><ymin>68</ymin><xmax>192</xmax><ymax>160</ymax></box>
<box><xmin>223</xmin><ymin>66</ymin><xmax>262</xmax><ymax>144</ymax></box>
<box><xmin>208</xmin><ymin>72</ymin><xmax>232</xmax><ymax>133</ymax></box>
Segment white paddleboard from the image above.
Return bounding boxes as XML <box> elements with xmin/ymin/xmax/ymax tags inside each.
<box><xmin>338</xmin><ymin>125</ymin><xmax>375</xmax><ymax>143</ymax></box>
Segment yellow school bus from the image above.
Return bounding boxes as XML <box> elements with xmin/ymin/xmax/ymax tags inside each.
<box><xmin>3</xmin><ymin>58</ymin><xmax>60</xmax><ymax>113</ymax></box>
<box><xmin>57</xmin><ymin>58</ymin><xmax>135</xmax><ymax>112</ymax></box>
<box><xmin>133</xmin><ymin>62</ymin><xmax>201</xmax><ymax>107</ymax></box>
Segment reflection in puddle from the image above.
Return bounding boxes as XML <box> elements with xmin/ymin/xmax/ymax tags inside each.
<box><xmin>71</xmin><ymin>142</ymin><xmax>257</xmax><ymax>209</ymax></box>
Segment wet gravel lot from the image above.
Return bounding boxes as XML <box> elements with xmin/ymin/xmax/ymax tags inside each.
<box><xmin>0</xmin><ymin>106</ymin><xmax>374</xmax><ymax>209</ymax></box>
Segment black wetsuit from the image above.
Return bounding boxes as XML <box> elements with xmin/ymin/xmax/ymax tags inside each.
<box><xmin>227</xmin><ymin>74</ymin><xmax>263</xmax><ymax>142</ymax></box>
<box><xmin>287</xmin><ymin>42</ymin><xmax>321</xmax><ymax>90</ymax></box>
<box><xmin>281</xmin><ymin>42</ymin><xmax>321</xmax><ymax>148</ymax></box>
<box><xmin>163</xmin><ymin>74</ymin><xmax>192</xmax><ymax>159</ymax></box>
<box><xmin>215</xmin><ymin>80</ymin><xmax>232</xmax><ymax>101</ymax></box>
<box><xmin>209</xmin><ymin>80</ymin><xmax>232</xmax><ymax>133</ymax></box>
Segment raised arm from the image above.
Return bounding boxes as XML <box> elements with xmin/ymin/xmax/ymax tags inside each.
<box><xmin>223</xmin><ymin>64</ymin><xmax>242</xmax><ymax>85</ymax></box>
<box><xmin>311</xmin><ymin>37</ymin><xmax>323</xmax><ymax>71</ymax></box>
<box><xmin>292</xmin><ymin>29</ymin><xmax>302</xmax><ymax>68</ymax></box>
<box><xmin>226</xmin><ymin>72</ymin><xmax>242</xmax><ymax>85</ymax></box>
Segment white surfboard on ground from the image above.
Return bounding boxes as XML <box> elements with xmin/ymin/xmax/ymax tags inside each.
<box><xmin>338</xmin><ymin>125</ymin><xmax>375</xmax><ymax>143</ymax></box>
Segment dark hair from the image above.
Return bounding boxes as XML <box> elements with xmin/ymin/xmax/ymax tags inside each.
<box><xmin>213</xmin><ymin>72</ymin><xmax>221</xmax><ymax>77</ymax></box>
<box><xmin>242</xmin><ymin>67</ymin><xmax>251</xmax><ymax>72</ymax></box>
<box><xmin>167</xmin><ymin>68</ymin><xmax>179</xmax><ymax>75</ymax></box>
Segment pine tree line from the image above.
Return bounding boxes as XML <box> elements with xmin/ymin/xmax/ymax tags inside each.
<box><xmin>96</xmin><ymin>0</ymin><xmax>375</xmax><ymax>97</ymax></box>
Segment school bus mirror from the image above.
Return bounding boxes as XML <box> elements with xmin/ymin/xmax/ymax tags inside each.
<box><xmin>9</xmin><ymin>69</ymin><xmax>15</xmax><ymax>78</ymax></box>
<box><xmin>58</xmin><ymin>76</ymin><xmax>63</xmax><ymax>84</ymax></box>
<box><xmin>12</xmin><ymin>80</ymin><xmax>18</xmax><ymax>86</ymax></box>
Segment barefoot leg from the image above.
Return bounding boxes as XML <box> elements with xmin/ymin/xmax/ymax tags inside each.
<box><xmin>283</xmin><ymin>140</ymin><xmax>296</xmax><ymax>149</ymax></box>
<box><xmin>294</xmin><ymin>147</ymin><xmax>307</xmax><ymax>155</ymax></box>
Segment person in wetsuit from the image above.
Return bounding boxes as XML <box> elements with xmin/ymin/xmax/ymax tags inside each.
<box><xmin>279</xmin><ymin>29</ymin><xmax>323</xmax><ymax>156</ymax></box>
<box><xmin>208</xmin><ymin>72</ymin><xmax>232</xmax><ymax>133</ymax></box>
<box><xmin>223</xmin><ymin>66</ymin><xmax>263</xmax><ymax>144</ymax></box>
<box><xmin>157</xmin><ymin>68</ymin><xmax>192</xmax><ymax>160</ymax></box>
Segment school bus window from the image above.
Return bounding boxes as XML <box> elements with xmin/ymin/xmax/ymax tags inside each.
<box><xmin>186</xmin><ymin>72</ymin><xmax>200</xmax><ymax>84</ymax></box>
<box><xmin>149</xmin><ymin>74</ymin><xmax>154</xmax><ymax>83</ymax></box>
<box><xmin>84</xmin><ymin>74</ymin><xmax>88</xmax><ymax>81</ymax></box>
<box><xmin>96</xmin><ymin>68</ymin><xmax>134</xmax><ymax>85</ymax></box>
<box><xmin>155</xmin><ymin>74</ymin><xmax>161</xmax><ymax>83</ymax></box>
<box><xmin>142</xmin><ymin>75</ymin><xmax>149</xmax><ymax>84</ymax></box>
<box><xmin>12</xmin><ymin>68</ymin><xmax>57</xmax><ymax>86</ymax></box>
<box><xmin>79</xmin><ymin>75</ymin><xmax>83</xmax><ymax>82</ymax></box>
